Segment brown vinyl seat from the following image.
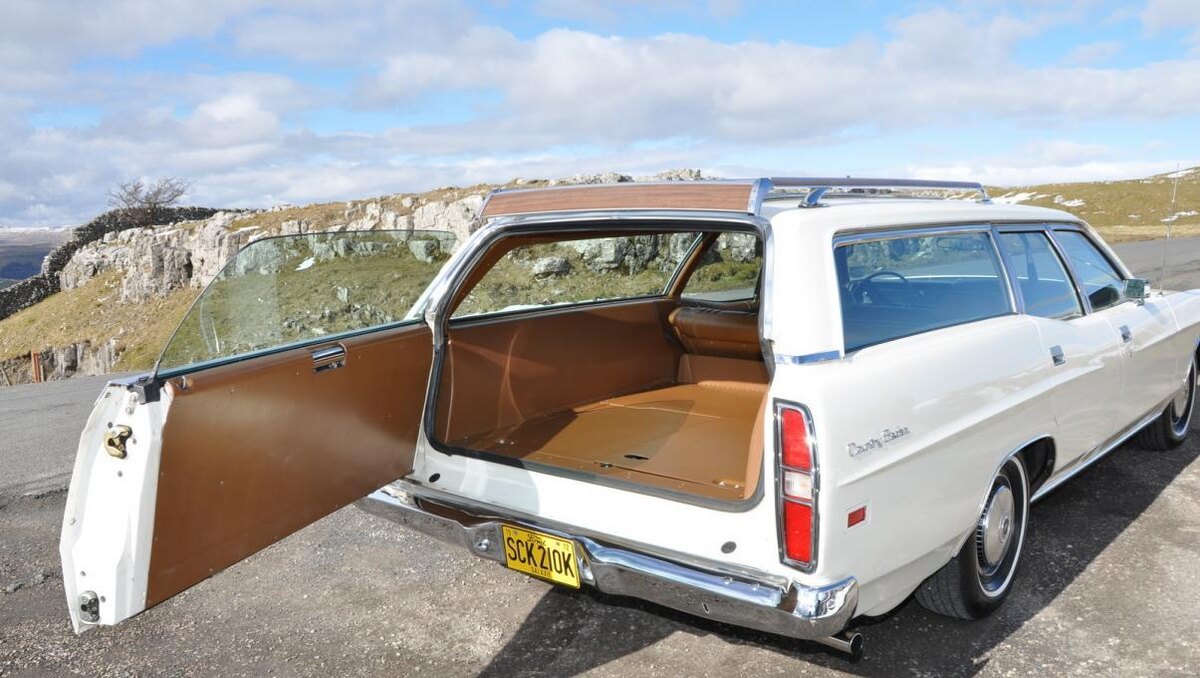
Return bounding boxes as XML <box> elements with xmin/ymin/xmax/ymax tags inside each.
<box><xmin>668</xmin><ymin>306</ymin><xmax>761</xmax><ymax>360</ymax></box>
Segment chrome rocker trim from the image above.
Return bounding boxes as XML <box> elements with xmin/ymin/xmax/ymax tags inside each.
<box><xmin>356</xmin><ymin>484</ymin><xmax>859</xmax><ymax>649</ymax></box>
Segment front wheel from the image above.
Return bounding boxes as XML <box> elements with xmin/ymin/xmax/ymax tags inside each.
<box><xmin>916</xmin><ymin>456</ymin><xmax>1030</xmax><ymax>620</ymax></box>
<box><xmin>1136</xmin><ymin>357</ymin><xmax>1196</xmax><ymax>451</ymax></box>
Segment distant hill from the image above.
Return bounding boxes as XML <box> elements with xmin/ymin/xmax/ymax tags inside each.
<box><xmin>0</xmin><ymin>227</ymin><xmax>71</xmax><ymax>282</ymax></box>
<box><xmin>988</xmin><ymin>167</ymin><xmax>1200</xmax><ymax>243</ymax></box>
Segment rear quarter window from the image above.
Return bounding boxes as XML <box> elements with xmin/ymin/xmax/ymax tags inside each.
<box><xmin>835</xmin><ymin>231</ymin><xmax>1011</xmax><ymax>351</ymax></box>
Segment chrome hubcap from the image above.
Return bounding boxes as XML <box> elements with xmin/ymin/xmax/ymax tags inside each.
<box><xmin>1170</xmin><ymin>365</ymin><xmax>1195</xmax><ymax>436</ymax></box>
<box><xmin>1172</xmin><ymin>380</ymin><xmax>1190</xmax><ymax>416</ymax></box>
<box><xmin>979</xmin><ymin>485</ymin><xmax>1015</xmax><ymax>569</ymax></box>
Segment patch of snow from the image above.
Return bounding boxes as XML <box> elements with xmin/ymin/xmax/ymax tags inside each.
<box><xmin>992</xmin><ymin>192</ymin><xmax>1046</xmax><ymax>204</ymax></box>
<box><xmin>1128</xmin><ymin>214</ymin><xmax>1141</xmax><ymax>220</ymax></box>
<box><xmin>295</xmin><ymin>256</ymin><xmax>315</xmax><ymax>271</ymax></box>
<box><xmin>1162</xmin><ymin>210</ymin><xmax>1199</xmax><ymax>223</ymax></box>
<box><xmin>1052</xmin><ymin>195</ymin><xmax>1085</xmax><ymax>208</ymax></box>
<box><xmin>1166</xmin><ymin>168</ymin><xmax>1197</xmax><ymax>179</ymax></box>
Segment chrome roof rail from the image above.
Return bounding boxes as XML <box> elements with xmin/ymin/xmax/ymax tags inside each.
<box><xmin>764</xmin><ymin>177</ymin><xmax>991</xmax><ymax>207</ymax></box>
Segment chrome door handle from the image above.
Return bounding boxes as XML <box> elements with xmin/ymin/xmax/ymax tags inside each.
<box><xmin>1119</xmin><ymin>325</ymin><xmax>1133</xmax><ymax>343</ymax></box>
<box><xmin>311</xmin><ymin>344</ymin><xmax>346</xmax><ymax>373</ymax></box>
<box><xmin>1050</xmin><ymin>345</ymin><xmax>1065</xmax><ymax>366</ymax></box>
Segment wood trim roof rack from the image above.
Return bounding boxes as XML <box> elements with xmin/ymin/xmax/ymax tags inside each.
<box><xmin>479</xmin><ymin>180</ymin><xmax>764</xmax><ymax>220</ymax></box>
<box><xmin>476</xmin><ymin>176</ymin><xmax>989</xmax><ymax>221</ymax></box>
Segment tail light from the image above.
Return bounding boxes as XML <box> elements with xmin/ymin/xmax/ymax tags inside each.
<box><xmin>776</xmin><ymin>402</ymin><xmax>817</xmax><ymax>571</ymax></box>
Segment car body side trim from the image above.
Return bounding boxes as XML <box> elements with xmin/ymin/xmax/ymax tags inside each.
<box><xmin>774</xmin><ymin>351</ymin><xmax>842</xmax><ymax>365</ymax></box>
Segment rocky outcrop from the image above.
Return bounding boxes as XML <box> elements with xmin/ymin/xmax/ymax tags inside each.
<box><xmin>0</xmin><ymin>206</ymin><xmax>220</xmax><ymax>321</ymax></box>
<box><xmin>0</xmin><ymin>340</ymin><xmax>120</xmax><ymax>386</ymax></box>
<box><xmin>2</xmin><ymin>169</ymin><xmax>709</xmax><ymax>384</ymax></box>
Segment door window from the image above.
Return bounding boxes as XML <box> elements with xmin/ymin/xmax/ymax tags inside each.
<box><xmin>1053</xmin><ymin>230</ymin><xmax>1126</xmax><ymax>312</ymax></box>
<box><xmin>835</xmin><ymin>231</ymin><xmax>1011</xmax><ymax>351</ymax></box>
<box><xmin>680</xmin><ymin>233</ymin><xmax>763</xmax><ymax>303</ymax></box>
<box><xmin>157</xmin><ymin>230</ymin><xmax>455</xmax><ymax>374</ymax></box>
<box><xmin>996</xmin><ymin>232</ymin><xmax>1083</xmax><ymax>320</ymax></box>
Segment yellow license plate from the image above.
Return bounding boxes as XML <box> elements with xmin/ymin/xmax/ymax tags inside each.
<box><xmin>500</xmin><ymin>525</ymin><xmax>581</xmax><ymax>588</ymax></box>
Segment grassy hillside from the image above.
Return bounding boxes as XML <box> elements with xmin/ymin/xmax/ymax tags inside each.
<box><xmin>989</xmin><ymin>167</ymin><xmax>1200</xmax><ymax>243</ymax></box>
<box><xmin>0</xmin><ymin>169</ymin><xmax>1195</xmax><ymax>377</ymax></box>
<box><xmin>0</xmin><ymin>270</ymin><xmax>200</xmax><ymax>368</ymax></box>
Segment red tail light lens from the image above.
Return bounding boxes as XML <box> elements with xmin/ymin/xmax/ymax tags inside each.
<box><xmin>777</xmin><ymin>403</ymin><xmax>816</xmax><ymax>571</ymax></box>
<box><xmin>780</xmin><ymin>408</ymin><xmax>812</xmax><ymax>471</ymax></box>
<box><xmin>783</xmin><ymin>501</ymin><xmax>814</xmax><ymax>563</ymax></box>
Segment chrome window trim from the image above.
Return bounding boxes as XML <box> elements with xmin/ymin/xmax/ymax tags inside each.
<box><xmin>775</xmin><ymin>351</ymin><xmax>842</xmax><ymax>365</ymax></box>
<box><xmin>774</xmin><ymin>399</ymin><xmax>819</xmax><ymax>573</ymax></box>
<box><xmin>987</xmin><ymin>224</ymin><xmax>1023</xmax><ymax>314</ymax></box>
<box><xmin>831</xmin><ymin>222</ymin><xmax>992</xmax><ymax>247</ymax></box>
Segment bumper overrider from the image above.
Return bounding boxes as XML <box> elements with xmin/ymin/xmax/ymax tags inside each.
<box><xmin>355</xmin><ymin>483</ymin><xmax>860</xmax><ymax>652</ymax></box>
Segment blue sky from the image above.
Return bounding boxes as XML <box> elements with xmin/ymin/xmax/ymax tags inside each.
<box><xmin>2</xmin><ymin>0</ymin><xmax>1199</xmax><ymax>226</ymax></box>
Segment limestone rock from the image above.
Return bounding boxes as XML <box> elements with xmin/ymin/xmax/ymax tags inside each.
<box><xmin>408</xmin><ymin>239</ymin><xmax>441</xmax><ymax>263</ymax></box>
<box><xmin>531</xmin><ymin>257</ymin><xmax>570</xmax><ymax>279</ymax></box>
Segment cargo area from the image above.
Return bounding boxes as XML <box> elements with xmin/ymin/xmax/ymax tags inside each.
<box><xmin>451</xmin><ymin>364</ymin><xmax>767</xmax><ymax>501</ymax></box>
<box><xmin>433</xmin><ymin>293</ymin><xmax>768</xmax><ymax>503</ymax></box>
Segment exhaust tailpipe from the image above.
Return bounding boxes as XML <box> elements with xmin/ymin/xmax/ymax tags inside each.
<box><xmin>814</xmin><ymin>631</ymin><xmax>864</xmax><ymax>660</ymax></box>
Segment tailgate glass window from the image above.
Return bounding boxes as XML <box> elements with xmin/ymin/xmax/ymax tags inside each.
<box><xmin>835</xmin><ymin>231</ymin><xmax>1011</xmax><ymax>351</ymax></box>
<box><xmin>157</xmin><ymin>230</ymin><xmax>455</xmax><ymax>374</ymax></box>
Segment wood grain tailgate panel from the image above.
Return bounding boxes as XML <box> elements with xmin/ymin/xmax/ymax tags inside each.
<box><xmin>146</xmin><ymin>323</ymin><xmax>432</xmax><ymax>606</ymax></box>
<box><xmin>481</xmin><ymin>183</ymin><xmax>753</xmax><ymax>218</ymax></box>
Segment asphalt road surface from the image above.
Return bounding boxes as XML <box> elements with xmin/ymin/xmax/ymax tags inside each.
<box><xmin>3</xmin><ymin>238</ymin><xmax>1200</xmax><ymax>676</ymax></box>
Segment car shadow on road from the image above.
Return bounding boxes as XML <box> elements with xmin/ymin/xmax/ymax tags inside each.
<box><xmin>477</xmin><ymin>437</ymin><xmax>1199</xmax><ymax>677</ymax></box>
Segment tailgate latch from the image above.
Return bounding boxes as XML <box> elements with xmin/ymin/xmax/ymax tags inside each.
<box><xmin>103</xmin><ymin>425</ymin><xmax>133</xmax><ymax>459</ymax></box>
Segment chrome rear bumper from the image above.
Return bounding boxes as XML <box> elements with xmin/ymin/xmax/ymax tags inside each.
<box><xmin>355</xmin><ymin>483</ymin><xmax>858</xmax><ymax>643</ymax></box>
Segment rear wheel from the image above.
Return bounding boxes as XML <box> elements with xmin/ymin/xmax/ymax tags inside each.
<box><xmin>916</xmin><ymin>456</ymin><xmax>1029</xmax><ymax>620</ymax></box>
<box><xmin>1136</xmin><ymin>357</ymin><xmax>1196</xmax><ymax>451</ymax></box>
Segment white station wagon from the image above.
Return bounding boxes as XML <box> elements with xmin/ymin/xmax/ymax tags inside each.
<box><xmin>60</xmin><ymin>178</ymin><xmax>1200</xmax><ymax>658</ymax></box>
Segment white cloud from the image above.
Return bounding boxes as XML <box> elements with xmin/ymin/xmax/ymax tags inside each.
<box><xmin>2</xmin><ymin>1</ymin><xmax>1200</xmax><ymax>227</ymax></box>
<box><xmin>1142</xmin><ymin>0</ymin><xmax>1200</xmax><ymax>50</ymax></box>
<box><xmin>1061</xmin><ymin>40</ymin><xmax>1122</xmax><ymax>65</ymax></box>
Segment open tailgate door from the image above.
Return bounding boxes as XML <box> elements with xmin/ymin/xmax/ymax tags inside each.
<box><xmin>59</xmin><ymin>230</ymin><xmax>452</xmax><ymax>631</ymax></box>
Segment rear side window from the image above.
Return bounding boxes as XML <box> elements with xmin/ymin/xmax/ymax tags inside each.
<box><xmin>681</xmin><ymin>233</ymin><xmax>763</xmax><ymax>302</ymax></box>
<box><xmin>996</xmin><ymin>232</ymin><xmax>1083</xmax><ymax>320</ymax></box>
<box><xmin>835</xmin><ymin>231</ymin><xmax>1011</xmax><ymax>351</ymax></box>
<box><xmin>453</xmin><ymin>232</ymin><xmax>701</xmax><ymax>318</ymax></box>
<box><xmin>1053</xmin><ymin>230</ymin><xmax>1126</xmax><ymax>312</ymax></box>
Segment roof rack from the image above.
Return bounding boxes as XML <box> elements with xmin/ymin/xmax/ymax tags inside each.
<box><xmin>764</xmin><ymin>177</ymin><xmax>990</xmax><ymax>207</ymax></box>
<box><xmin>475</xmin><ymin>176</ymin><xmax>992</xmax><ymax>222</ymax></box>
